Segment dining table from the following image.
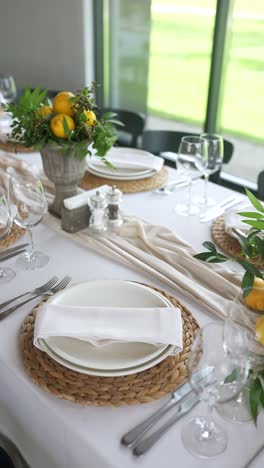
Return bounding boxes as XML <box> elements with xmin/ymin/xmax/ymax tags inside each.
<box><xmin>0</xmin><ymin>151</ymin><xmax>263</xmax><ymax>468</ymax></box>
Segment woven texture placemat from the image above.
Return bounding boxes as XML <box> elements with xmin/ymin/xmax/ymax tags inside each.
<box><xmin>0</xmin><ymin>140</ymin><xmax>34</xmax><ymax>153</ymax></box>
<box><xmin>0</xmin><ymin>224</ymin><xmax>25</xmax><ymax>251</ymax></box>
<box><xmin>212</xmin><ymin>215</ymin><xmax>264</xmax><ymax>270</ymax></box>
<box><xmin>20</xmin><ymin>284</ymin><xmax>199</xmax><ymax>407</ymax></box>
<box><xmin>79</xmin><ymin>166</ymin><xmax>168</xmax><ymax>193</ymax></box>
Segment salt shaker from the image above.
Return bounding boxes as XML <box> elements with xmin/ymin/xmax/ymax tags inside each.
<box><xmin>107</xmin><ymin>185</ymin><xmax>123</xmax><ymax>227</ymax></box>
<box><xmin>88</xmin><ymin>190</ymin><xmax>108</xmax><ymax>232</ymax></box>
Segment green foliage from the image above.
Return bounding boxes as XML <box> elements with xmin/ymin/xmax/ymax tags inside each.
<box><xmin>7</xmin><ymin>85</ymin><xmax>120</xmax><ymax>160</ymax></box>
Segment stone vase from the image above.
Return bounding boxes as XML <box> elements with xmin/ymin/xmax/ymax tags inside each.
<box><xmin>40</xmin><ymin>143</ymin><xmax>87</xmax><ymax>217</ymax></box>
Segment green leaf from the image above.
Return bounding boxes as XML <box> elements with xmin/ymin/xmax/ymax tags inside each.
<box><xmin>193</xmin><ymin>252</ymin><xmax>228</xmax><ymax>263</ymax></box>
<box><xmin>249</xmin><ymin>377</ymin><xmax>263</xmax><ymax>424</ymax></box>
<box><xmin>243</xmin><ymin>220</ymin><xmax>264</xmax><ymax>230</ymax></box>
<box><xmin>239</xmin><ymin>212</ymin><xmax>264</xmax><ymax>219</ymax></box>
<box><xmin>260</xmin><ymin>388</ymin><xmax>264</xmax><ymax>408</ymax></box>
<box><xmin>202</xmin><ymin>241</ymin><xmax>217</xmax><ymax>253</ymax></box>
<box><xmin>247</xmin><ymin>229</ymin><xmax>261</xmax><ymax>241</ymax></box>
<box><xmin>224</xmin><ymin>368</ymin><xmax>239</xmax><ymax>383</ymax></box>
<box><xmin>102</xmin><ymin>112</ymin><xmax>118</xmax><ymax>120</ymax></box>
<box><xmin>233</xmin><ymin>229</ymin><xmax>253</xmax><ymax>258</ymax></box>
<box><xmin>241</xmin><ymin>271</ymin><xmax>254</xmax><ymax>297</ymax></box>
<box><xmin>63</xmin><ymin>116</ymin><xmax>71</xmax><ymax>140</ymax></box>
<box><xmin>245</xmin><ymin>188</ymin><xmax>264</xmax><ymax>214</ymax></box>
<box><xmin>238</xmin><ymin>259</ymin><xmax>263</xmax><ymax>279</ymax></box>
<box><xmin>255</xmin><ymin>237</ymin><xmax>264</xmax><ymax>260</ymax></box>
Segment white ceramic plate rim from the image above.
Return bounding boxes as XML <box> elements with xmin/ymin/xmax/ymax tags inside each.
<box><xmin>39</xmin><ymin>338</ymin><xmax>174</xmax><ymax>377</ymax></box>
<box><xmin>86</xmin><ymin>165</ymin><xmax>156</xmax><ymax>181</ymax></box>
<box><xmin>44</xmin><ymin>281</ymin><xmax>174</xmax><ymax>370</ymax></box>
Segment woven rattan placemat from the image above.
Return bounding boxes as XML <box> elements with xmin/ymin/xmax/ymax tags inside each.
<box><xmin>0</xmin><ymin>224</ymin><xmax>25</xmax><ymax>250</ymax></box>
<box><xmin>79</xmin><ymin>166</ymin><xmax>168</xmax><ymax>193</ymax></box>
<box><xmin>0</xmin><ymin>140</ymin><xmax>34</xmax><ymax>153</ymax></box>
<box><xmin>212</xmin><ymin>215</ymin><xmax>264</xmax><ymax>270</ymax></box>
<box><xmin>20</xmin><ymin>284</ymin><xmax>199</xmax><ymax>407</ymax></box>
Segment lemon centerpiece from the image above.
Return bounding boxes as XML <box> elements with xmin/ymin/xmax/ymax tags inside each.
<box><xmin>7</xmin><ymin>84</ymin><xmax>119</xmax><ymax>216</ymax></box>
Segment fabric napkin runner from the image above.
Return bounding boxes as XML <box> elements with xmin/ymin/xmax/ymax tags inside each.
<box><xmin>34</xmin><ymin>303</ymin><xmax>183</xmax><ymax>351</ymax></box>
<box><xmin>44</xmin><ymin>214</ymin><xmax>243</xmax><ymax>324</ymax></box>
<box><xmin>88</xmin><ymin>147</ymin><xmax>164</xmax><ymax>173</ymax></box>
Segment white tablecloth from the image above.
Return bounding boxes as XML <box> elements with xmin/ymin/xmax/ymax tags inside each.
<box><xmin>0</xmin><ymin>153</ymin><xmax>263</xmax><ymax>468</ymax></box>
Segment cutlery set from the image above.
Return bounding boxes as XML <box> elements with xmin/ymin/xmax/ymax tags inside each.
<box><xmin>0</xmin><ymin>275</ymin><xmax>72</xmax><ymax>320</ymax></box>
<box><xmin>200</xmin><ymin>195</ymin><xmax>244</xmax><ymax>223</ymax></box>
<box><xmin>0</xmin><ymin>243</ymin><xmax>29</xmax><ymax>263</ymax></box>
<box><xmin>121</xmin><ymin>366</ymin><xmax>214</xmax><ymax>456</ymax></box>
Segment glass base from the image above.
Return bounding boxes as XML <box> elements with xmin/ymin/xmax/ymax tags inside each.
<box><xmin>216</xmin><ymin>386</ymin><xmax>253</xmax><ymax>423</ymax></box>
<box><xmin>181</xmin><ymin>417</ymin><xmax>227</xmax><ymax>458</ymax></box>
<box><xmin>174</xmin><ymin>204</ymin><xmax>200</xmax><ymax>217</ymax></box>
<box><xmin>16</xmin><ymin>251</ymin><xmax>49</xmax><ymax>271</ymax></box>
<box><xmin>0</xmin><ymin>267</ymin><xmax>16</xmax><ymax>284</ymax></box>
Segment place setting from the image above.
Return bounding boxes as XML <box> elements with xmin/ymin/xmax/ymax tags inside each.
<box><xmin>80</xmin><ymin>146</ymin><xmax>169</xmax><ymax>193</ymax></box>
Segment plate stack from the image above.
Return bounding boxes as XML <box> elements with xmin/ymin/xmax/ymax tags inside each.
<box><xmin>86</xmin><ymin>147</ymin><xmax>164</xmax><ymax>181</ymax></box>
<box><xmin>34</xmin><ymin>280</ymin><xmax>179</xmax><ymax>377</ymax></box>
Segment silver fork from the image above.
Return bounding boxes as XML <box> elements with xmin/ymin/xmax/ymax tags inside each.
<box><xmin>0</xmin><ymin>276</ymin><xmax>59</xmax><ymax>311</ymax></box>
<box><xmin>0</xmin><ymin>275</ymin><xmax>72</xmax><ymax>321</ymax></box>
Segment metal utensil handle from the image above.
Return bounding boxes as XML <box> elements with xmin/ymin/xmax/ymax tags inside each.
<box><xmin>0</xmin><ymin>249</ymin><xmax>26</xmax><ymax>263</ymax></box>
<box><xmin>121</xmin><ymin>397</ymin><xmax>177</xmax><ymax>447</ymax></box>
<box><xmin>0</xmin><ymin>293</ymin><xmax>43</xmax><ymax>320</ymax></box>
<box><xmin>0</xmin><ymin>243</ymin><xmax>28</xmax><ymax>258</ymax></box>
<box><xmin>133</xmin><ymin>394</ymin><xmax>199</xmax><ymax>456</ymax></box>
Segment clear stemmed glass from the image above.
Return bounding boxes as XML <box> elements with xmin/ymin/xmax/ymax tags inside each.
<box><xmin>9</xmin><ymin>173</ymin><xmax>49</xmax><ymax>270</ymax></box>
<box><xmin>218</xmin><ymin>287</ymin><xmax>264</xmax><ymax>423</ymax></box>
<box><xmin>0</xmin><ymin>187</ymin><xmax>16</xmax><ymax>283</ymax></box>
<box><xmin>181</xmin><ymin>322</ymin><xmax>249</xmax><ymax>458</ymax></box>
<box><xmin>174</xmin><ymin>136</ymin><xmax>207</xmax><ymax>216</ymax></box>
<box><xmin>0</xmin><ymin>76</ymin><xmax>17</xmax><ymax>103</ymax></box>
<box><xmin>194</xmin><ymin>133</ymin><xmax>224</xmax><ymax>207</ymax></box>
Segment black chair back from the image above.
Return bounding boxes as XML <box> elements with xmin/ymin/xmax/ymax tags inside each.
<box><xmin>102</xmin><ymin>108</ymin><xmax>146</xmax><ymax>148</ymax></box>
<box><xmin>257</xmin><ymin>171</ymin><xmax>264</xmax><ymax>201</ymax></box>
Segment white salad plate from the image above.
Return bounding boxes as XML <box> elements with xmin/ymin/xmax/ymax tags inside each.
<box><xmin>42</xmin><ymin>280</ymin><xmax>175</xmax><ymax>377</ymax></box>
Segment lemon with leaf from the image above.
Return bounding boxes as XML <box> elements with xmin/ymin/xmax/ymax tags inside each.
<box><xmin>50</xmin><ymin>114</ymin><xmax>75</xmax><ymax>139</ymax></box>
<box><xmin>53</xmin><ymin>92</ymin><xmax>75</xmax><ymax>116</ymax></box>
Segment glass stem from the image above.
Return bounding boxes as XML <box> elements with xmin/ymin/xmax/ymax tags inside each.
<box><xmin>27</xmin><ymin>227</ymin><xmax>34</xmax><ymax>261</ymax></box>
<box><xmin>199</xmin><ymin>401</ymin><xmax>215</xmax><ymax>441</ymax></box>
<box><xmin>204</xmin><ymin>172</ymin><xmax>209</xmax><ymax>206</ymax></box>
<box><xmin>187</xmin><ymin>180</ymin><xmax>192</xmax><ymax>215</ymax></box>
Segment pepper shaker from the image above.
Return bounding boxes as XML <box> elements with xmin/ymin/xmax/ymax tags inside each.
<box><xmin>107</xmin><ymin>185</ymin><xmax>123</xmax><ymax>227</ymax></box>
<box><xmin>88</xmin><ymin>190</ymin><xmax>108</xmax><ymax>232</ymax></box>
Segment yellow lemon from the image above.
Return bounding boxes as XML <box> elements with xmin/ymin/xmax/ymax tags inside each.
<box><xmin>255</xmin><ymin>316</ymin><xmax>264</xmax><ymax>345</ymax></box>
<box><xmin>53</xmin><ymin>92</ymin><xmax>75</xmax><ymax>116</ymax></box>
<box><xmin>83</xmin><ymin>110</ymin><xmax>96</xmax><ymax>126</ymax></box>
<box><xmin>35</xmin><ymin>106</ymin><xmax>53</xmax><ymax>119</ymax></box>
<box><xmin>244</xmin><ymin>277</ymin><xmax>264</xmax><ymax>312</ymax></box>
<box><xmin>50</xmin><ymin>114</ymin><xmax>75</xmax><ymax>139</ymax></box>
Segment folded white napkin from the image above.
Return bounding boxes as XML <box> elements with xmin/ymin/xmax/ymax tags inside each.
<box><xmin>89</xmin><ymin>147</ymin><xmax>164</xmax><ymax>173</ymax></box>
<box><xmin>224</xmin><ymin>204</ymin><xmax>263</xmax><ymax>239</ymax></box>
<box><xmin>34</xmin><ymin>303</ymin><xmax>183</xmax><ymax>352</ymax></box>
<box><xmin>63</xmin><ymin>185</ymin><xmax>111</xmax><ymax>210</ymax></box>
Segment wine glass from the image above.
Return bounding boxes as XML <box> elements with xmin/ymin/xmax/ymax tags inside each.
<box><xmin>174</xmin><ymin>136</ymin><xmax>206</xmax><ymax>216</ymax></box>
<box><xmin>181</xmin><ymin>322</ymin><xmax>249</xmax><ymax>458</ymax></box>
<box><xmin>194</xmin><ymin>133</ymin><xmax>224</xmax><ymax>207</ymax></box>
<box><xmin>0</xmin><ymin>187</ymin><xmax>16</xmax><ymax>283</ymax></box>
<box><xmin>9</xmin><ymin>173</ymin><xmax>49</xmax><ymax>270</ymax></box>
<box><xmin>218</xmin><ymin>287</ymin><xmax>264</xmax><ymax>423</ymax></box>
<box><xmin>0</xmin><ymin>76</ymin><xmax>17</xmax><ymax>103</ymax></box>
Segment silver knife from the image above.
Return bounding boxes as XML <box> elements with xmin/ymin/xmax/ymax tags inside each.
<box><xmin>0</xmin><ymin>249</ymin><xmax>26</xmax><ymax>262</ymax></box>
<box><xmin>133</xmin><ymin>392</ymin><xmax>199</xmax><ymax>456</ymax></box>
<box><xmin>121</xmin><ymin>366</ymin><xmax>212</xmax><ymax>447</ymax></box>
<box><xmin>0</xmin><ymin>243</ymin><xmax>28</xmax><ymax>258</ymax></box>
<box><xmin>200</xmin><ymin>196</ymin><xmax>244</xmax><ymax>223</ymax></box>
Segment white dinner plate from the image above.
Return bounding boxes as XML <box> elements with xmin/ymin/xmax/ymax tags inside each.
<box><xmin>42</xmin><ymin>280</ymin><xmax>176</xmax><ymax>376</ymax></box>
<box><xmin>39</xmin><ymin>335</ymin><xmax>173</xmax><ymax>377</ymax></box>
<box><xmin>86</xmin><ymin>164</ymin><xmax>156</xmax><ymax>181</ymax></box>
<box><xmin>86</xmin><ymin>147</ymin><xmax>157</xmax><ymax>180</ymax></box>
